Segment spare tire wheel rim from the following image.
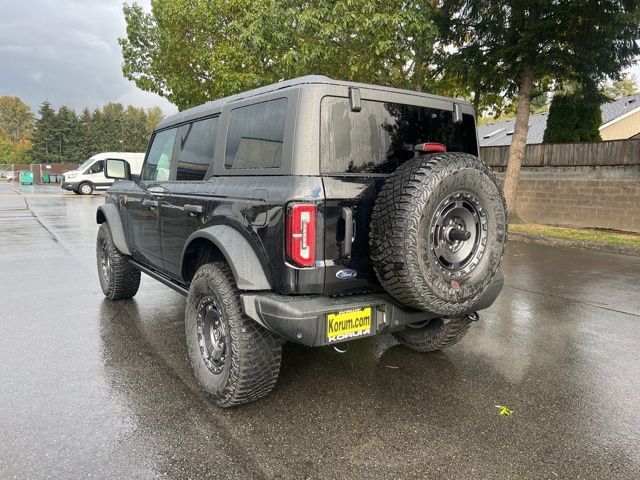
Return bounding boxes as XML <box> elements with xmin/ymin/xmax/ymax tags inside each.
<box><xmin>196</xmin><ymin>295</ymin><xmax>227</xmax><ymax>374</ymax></box>
<box><xmin>430</xmin><ymin>191</ymin><xmax>487</xmax><ymax>279</ymax></box>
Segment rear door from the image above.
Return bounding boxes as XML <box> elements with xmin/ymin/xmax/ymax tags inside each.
<box><xmin>320</xmin><ymin>94</ymin><xmax>478</xmax><ymax>295</ymax></box>
<box><xmin>159</xmin><ymin>116</ymin><xmax>219</xmax><ymax>278</ymax></box>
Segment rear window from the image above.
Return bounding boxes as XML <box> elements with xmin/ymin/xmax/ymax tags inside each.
<box><xmin>225</xmin><ymin>98</ymin><xmax>287</xmax><ymax>169</ymax></box>
<box><xmin>175</xmin><ymin>116</ymin><xmax>218</xmax><ymax>181</ymax></box>
<box><xmin>321</xmin><ymin>97</ymin><xmax>478</xmax><ymax>174</ymax></box>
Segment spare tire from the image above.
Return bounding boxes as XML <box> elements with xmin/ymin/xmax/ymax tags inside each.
<box><xmin>370</xmin><ymin>152</ymin><xmax>507</xmax><ymax>316</ymax></box>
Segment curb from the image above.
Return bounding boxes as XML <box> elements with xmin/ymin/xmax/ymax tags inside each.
<box><xmin>508</xmin><ymin>232</ymin><xmax>640</xmax><ymax>257</ymax></box>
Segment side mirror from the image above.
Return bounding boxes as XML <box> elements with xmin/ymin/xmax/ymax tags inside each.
<box><xmin>105</xmin><ymin>158</ymin><xmax>131</xmax><ymax>180</ymax></box>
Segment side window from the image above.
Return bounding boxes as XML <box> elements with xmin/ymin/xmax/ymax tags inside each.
<box><xmin>143</xmin><ymin>128</ymin><xmax>177</xmax><ymax>181</ymax></box>
<box><xmin>88</xmin><ymin>160</ymin><xmax>104</xmax><ymax>174</ymax></box>
<box><xmin>175</xmin><ymin>117</ymin><xmax>218</xmax><ymax>181</ymax></box>
<box><xmin>225</xmin><ymin>98</ymin><xmax>287</xmax><ymax>169</ymax></box>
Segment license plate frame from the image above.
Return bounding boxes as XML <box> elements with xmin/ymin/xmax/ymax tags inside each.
<box><xmin>326</xmin><ymin>306</ymin><xmax>374</xmax><ymax>344</ymax></box>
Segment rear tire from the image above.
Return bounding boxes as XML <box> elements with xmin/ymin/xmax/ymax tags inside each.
<box><xmin>185</xmin><ymin>262</ymin><xmax>282</xmax><ymax>407</ymax></box>
<box><xmin>393</xmin><ymin>315</ymin><xmax>475</xmax><ymax>352</ymax></box>
<box><xmin>96</xmin><ymin>223</ymin><xmax>141</xmax><ymax>300</ymax></box>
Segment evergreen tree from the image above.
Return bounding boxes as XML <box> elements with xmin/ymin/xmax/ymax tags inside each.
<box><xmin>79</xmin><ymin>107</ymin><xmax>94</xmax><ymax>160</ymax></box>
<box><xmin>32</xmin><ymin>101</ymin><xmax>58</xmax><ymax>163</ymax></box>
<box><xmin>55</xmin><ymin>106</ymin><xmax>82</xmax><ymax>162</ymax></box>
<box><xmin>101</xmin><ymin>103</ymin><xmax>126</xmax><ymax>151</ymax></box>
<box><xmin>544</xmin><ymin>86</ymin><xmax>604</xmax><ymax>144</ymax></box>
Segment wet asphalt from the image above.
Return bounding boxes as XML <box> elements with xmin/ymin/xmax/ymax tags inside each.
<box><xmin>0</xmin><ymin>182</ymin><xmax>639</xmax><ymax>480</ymax></box>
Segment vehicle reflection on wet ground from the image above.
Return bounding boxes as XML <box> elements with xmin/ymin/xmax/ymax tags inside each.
<box><xmin>1</xmin><ymin>183</ymin><xmax>639</xmax><ymax>479</ymax></box>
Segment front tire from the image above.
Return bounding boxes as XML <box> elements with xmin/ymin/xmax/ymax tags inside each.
<box><xmin>185</xmin><ymin>262</ymin><xmax>282</xmax><ymax>407</ymax></box>
<box><xmin>96</xmin><ymin>223</ymin><xmax>141</xmax><ymax>299</ymax></box>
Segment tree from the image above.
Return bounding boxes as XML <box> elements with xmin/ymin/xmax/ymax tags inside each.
<box><xmin>0</xmin><ymin>96</ymin><xmax>34</xmax><ymax>144</ymax></box>
<box><xmin>146</xmin><ymin>106</ymin><xmax>164</xmax><ymax>134</ymax></box>
<box><xmin>123</xmin><ymin>105</ymin><xmax>150</xmax><ymax>152</ymax></box>
<box><xmin>32</xmin><ymin>101</ymin><xmax>58</xmax><ymax>163</ymax></box>
<box><xmin>79</xmin><ymin>107</ymin><xmax>95</xmax><ymax>160</ymax></box>
<box><xmin>603</xmin><ymin>73</ymin><xmax>640</xmax><ymax>99</ymax></box>
<box><xmin>438</xmin><ymin>1</ymin><xmax>640</xmax><ymax>218</ymax></box>
<box><xmin>544</xmin><ymin>87</ymin><xmax>604</xmax><ymax>143</ymax></box>
<box><xmin>120</xmin><ymin>0</ymin><xmax>439</xmax><ymax>110</ymax></box>
<box><xmin>55</xmin><ymin>106</ymin><xmax>82</xmax><ymax>162</ymax></box>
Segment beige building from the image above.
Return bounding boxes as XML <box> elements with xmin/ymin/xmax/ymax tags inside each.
<box><xmin>600</xmin><ymin>98</ymin><xmax>640</xmax><ymax>140</ymax></box>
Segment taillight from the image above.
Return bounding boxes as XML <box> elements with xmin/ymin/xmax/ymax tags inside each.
<box><xmin>415</xmin><ymin>142</ymin><xmax>447</xmax><ymax>153</ymax></box>
<box><xmin>286</xmin><ymin>203</ymin><xmax>316</xmax><ymax>267</ymax></box>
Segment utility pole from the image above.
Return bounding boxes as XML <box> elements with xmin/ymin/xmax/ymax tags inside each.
<box><xmin>115</xmin><ymin>119</ymin><xmax>125</xmax><ymax>150</ymax></box>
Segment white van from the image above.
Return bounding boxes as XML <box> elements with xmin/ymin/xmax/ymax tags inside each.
<box><xmin>61</xmin><ymin>152</ymin><xmax>145</xmax><ymax>195</ymax></box>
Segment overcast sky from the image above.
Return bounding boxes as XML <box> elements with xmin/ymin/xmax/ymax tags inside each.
<box><xmin>1</xmin><ymin>1</ymin><xmax>638</xmax><ymax>118</ymax></box>
<box><xmin>0</xmin><ymin>0</ymin><xmax>178</xmax><ymax>115</ymax></box>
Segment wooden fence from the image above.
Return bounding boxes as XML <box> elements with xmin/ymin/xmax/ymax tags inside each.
<box><xmin>480</xmin><ymin>139</ymin><xmax>640</xmax><ymax>168</ymax></box>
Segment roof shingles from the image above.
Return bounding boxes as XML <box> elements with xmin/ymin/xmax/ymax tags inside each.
<box><xmin>478</xmin><ymin>94</ymin><xmax>640</xmax><ymax>146</ymax></box>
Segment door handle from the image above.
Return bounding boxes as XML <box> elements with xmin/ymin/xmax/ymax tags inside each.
<box><xmin>341</xmin><ymin>207</ymin><xmax>353</xmax><ymax>258</ymax></box>
<box><xmin>143</xmin><ymin>198</ymin><xmax>159</xmax><ymax>208</ymax></box>
<box><xmin>147</xmin><ymin>186</ymin><xmax>169</xmax><ymax>195</ymax></box>
<box><xmin>184</xmin><ymin>204</ymin><xmax>203</xmax><ymax>214</ymax></box>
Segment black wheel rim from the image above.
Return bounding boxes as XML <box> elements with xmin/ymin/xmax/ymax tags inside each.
<box><xmin>196</xmin><ymin>296</ymin><xmax>227</xmax><ymax>374</ymax></box>
<box><xmin>429</xmin><ymin>191</ymin><xmax>487</xmax><ymax>279</ymax></box>
<box><xmin>100</xmin><ymin>240</ymin><xmax>111</xmax><ymax>284</ymax></box>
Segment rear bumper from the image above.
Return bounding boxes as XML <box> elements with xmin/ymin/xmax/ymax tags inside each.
<box><xmin>241</xmin><ymin>271</ymin><xmax>504</xmax><ymax>347</ymax></box>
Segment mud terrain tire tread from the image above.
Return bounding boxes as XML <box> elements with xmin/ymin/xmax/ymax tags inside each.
<box><xmin>393</xmin><ymin>316</ymin><xmax>474</xmax><ymax>352</ymax></box>
<box><xmin>370</xmin><ymin>153</ymin><xmax>507</xmax><ymax>316</ymax></box>
<box><xmin>185</xmin><ymin>262</ymin><xmax>282</xmax><ymax>407</ymax></box>
<box><xmin>97</xmin><ymin>223</ymin><xmax>141</xmax><ymax>300</ymax></box>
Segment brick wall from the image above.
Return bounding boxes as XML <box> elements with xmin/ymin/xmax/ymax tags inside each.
<box><xmin>482</xmin><ymin>140</ymin><xmax>640</xmax><ymax>233</ymax></box>
<box><xmin>496</xmin><ymin>167</ymin><xmax>640</xmax><ymax>233</ymax></box>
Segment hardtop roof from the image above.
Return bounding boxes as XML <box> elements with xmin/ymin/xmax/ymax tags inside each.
<box><xmin>156</xmin><ymin>75</ymin><xmax>472</xmax><ymax>130</ymax></box>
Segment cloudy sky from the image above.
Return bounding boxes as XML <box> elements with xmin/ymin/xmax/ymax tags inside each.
<box><xmin>1</xmin><ymin>1</ymin><xmax>638</xmax><ymax>118</ymax></box>
<box><xmin>0</xmin><ymin>0</ymin><xmax>178</xmax><ymax>115</ymax></box>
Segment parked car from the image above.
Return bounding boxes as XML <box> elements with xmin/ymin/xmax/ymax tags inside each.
<box><xmin>96</xmin><ymin>76</ymin><xmax>507</xmax><ymax>407</ymax></box>
<box><xmin>61</xmin><ymin>152</ymin><xmax>145</xmax><ymax>195</ymax></box>
<box><xmin>2</xmin><ymin>171</ymin><xmax>16</xmax><ymax>181</ymax></box>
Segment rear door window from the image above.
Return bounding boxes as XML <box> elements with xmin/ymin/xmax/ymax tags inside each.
<box><xmin>225</xmin><ymin>98</ymin><xmax>287</xmax><ymax>169</ymax></box>
<box><xmin>174</xmin><ymin>117</ymin><xmax>218</xmax><ymax>181</ymax></box>
<box><xmin>143</xmin><ymin>128</ymin><xmax>178</xmax><ymax>181</ymax></box>
<box><xmin>321</xmin><ymin>97</ymin><xmax>478</xmax><ymax>174</ymax></box>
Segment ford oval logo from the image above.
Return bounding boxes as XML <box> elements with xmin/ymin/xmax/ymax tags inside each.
<box><xmin>336</xmin><ymin>269</ymin><xmax>358</xmax><ymax>280</ymax></box>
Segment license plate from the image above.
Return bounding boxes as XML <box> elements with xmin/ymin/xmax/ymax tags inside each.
<box><xmin>326</xmin><ymin>307</ymin><xmax>373</xmax><ymax>343</ymax></box>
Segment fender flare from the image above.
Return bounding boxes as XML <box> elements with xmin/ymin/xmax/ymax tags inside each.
<box><xmin>182</xmin><ymin>226</ymin><xmax>271</xmax><ymax>290</ymax></box>
<box><xmin>96</xmin><ymin>204</ymin><xmax>131</xmax><ymax>255</ymax></box>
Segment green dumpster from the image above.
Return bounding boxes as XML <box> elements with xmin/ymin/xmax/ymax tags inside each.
<box><xmin>19</xmin><ymin>170</ymin><xmax>33</xmax><ymax>185</ymax></box>
<box><xmin>42</xmin><ymin>173</ymin><xmax>50</xmax><ymax>183</ymax></box>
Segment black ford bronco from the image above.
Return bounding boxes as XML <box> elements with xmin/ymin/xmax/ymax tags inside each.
<box><xmin>96</xmin><ymin>76</ymin><xmax>507</xmax><ymax>407</ymax></box>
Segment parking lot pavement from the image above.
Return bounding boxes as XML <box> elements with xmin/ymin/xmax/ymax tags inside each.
<box><xmin>1</xmin><ymin>183</ymin><xmax>639</xmax><ymax>479</ymax></box>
